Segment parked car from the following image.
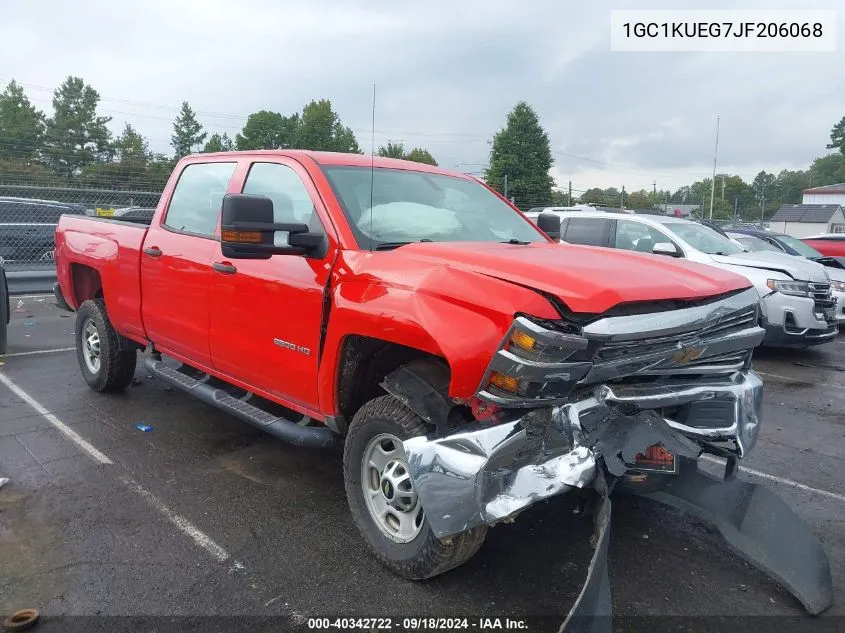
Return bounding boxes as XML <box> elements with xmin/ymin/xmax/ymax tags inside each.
<box><xmin>526</xmin><ymin>210</ymin><xmax>838</xmax><ymax>348</ymax></box>
<box><xmin>0</xmin><ymin>197</ymin><xmax>89</xmax><ymax>265</ymax></box>
<box><xmin>727</xmin><ymin>230</ymin><xmax>845</xmax><ymax>325</ymax></box>
<box><xmin>801</xmin><ymin>233</ymin><xmax>845</xmax><ymax>257</ymax></box>
<box><xmin>53</xmin><ymin>151</ymin><xmax>831</xmax><ymax>624</ymax></box>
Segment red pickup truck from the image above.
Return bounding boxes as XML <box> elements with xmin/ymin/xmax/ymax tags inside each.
<box><xmin>54</xmin><ymin>151</ymin><xmax>831</xmax><ymax>624</ymax></box>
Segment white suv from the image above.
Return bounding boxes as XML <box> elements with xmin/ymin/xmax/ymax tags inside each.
<box><xmin>525</xmin><ymin>210</ymin><xmax>838</xmax><ymax>349</ymax></box>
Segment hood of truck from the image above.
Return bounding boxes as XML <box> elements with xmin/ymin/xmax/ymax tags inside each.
<box><xmin>710</xmin><ymin>251</ymin><xmax>830</xmax><ymax>283</ymax></box>
<box><xmin>392</xmin><ymin>242</ymin><xmax>751</xmax><ymax>314</ymax></box>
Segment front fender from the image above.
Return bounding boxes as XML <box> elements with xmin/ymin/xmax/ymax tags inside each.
<box><xmin>317</xmin><ymin>252</ymin><xmax>559</xmax><ymax>414</ymax></box>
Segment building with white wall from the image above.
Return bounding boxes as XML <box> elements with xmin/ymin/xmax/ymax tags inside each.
<box><xmin>802</xmin><ymin>183</ymin><xmax>845</xmax><ymax>205</ymax></box>
<box><xmin>769</xmin><ymin>203</ymin><xmax>845</xmax><ymax>237</ymax></box>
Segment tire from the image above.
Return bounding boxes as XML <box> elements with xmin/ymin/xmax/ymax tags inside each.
<box><xmin>344</xmin><ymin>394</ymin><xmax>487</xmax><ymax>580</ymax></box>
<box><xmin>75</xmin><ymin>299</ymin><xmax>137</xmax><ymax>392</ymax></box>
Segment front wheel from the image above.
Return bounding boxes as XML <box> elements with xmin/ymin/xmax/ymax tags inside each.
<box><xmin>75</xmin><ymin>299</ymin><xmax>137</xmax><ymax>392</ymax></box>
<box><xmin>343</xmin><ymin>394</ymin><xmax>487</xmax><ymax>580</ymax></box>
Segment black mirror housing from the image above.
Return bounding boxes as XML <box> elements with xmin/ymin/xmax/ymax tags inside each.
<box><xmin>537</xmin><ymin>212</ymin><xmax>562</xmax><ymax>241</ymax></box>
<box><xmin>220</xmin><ymin>193</ymin><xmax>324</xmax><ymax>259</ymax></box>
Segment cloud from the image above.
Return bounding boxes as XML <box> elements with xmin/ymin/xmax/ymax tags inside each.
<box><xmin>0</xmin><ymin>0</ymin><xmax>842</xmax><ymax>194</ymax></box>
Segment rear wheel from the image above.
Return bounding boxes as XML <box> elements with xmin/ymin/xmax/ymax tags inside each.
<box><xmin>344</xmin><ymin>394</ymin><xmax>487</xmax><ymax>580</ymax></box>
<box><xmin>75</xmin><ymin>299</ymin><xmax>137</xmax><ymax>392</ymax></box>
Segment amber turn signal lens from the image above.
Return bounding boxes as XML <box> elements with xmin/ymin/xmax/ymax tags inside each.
<box><xmin>489</xmin><ymin>371</ymin><xmax>520</xmax><ymax>394</ymax></box>
<box><xmin>222</xmin><ymin>229</ymin><xmax>262</xmax><ymax>243</ymax></box>
<box><xmin>510</xmin><ymin>330</ymin><xmax>537</xmax><ymax>351</ymax></box>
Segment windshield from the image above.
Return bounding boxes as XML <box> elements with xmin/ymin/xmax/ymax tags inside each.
<box><xmin>776</xmin><ymin>234</ymin><xmax>823</xmax><ymax>258</ymax></box>
<box><xmin>664</xmin><ymin>222</ymin><xmax>745</xmax><ymax>255</ymax></box>
<box><xmin>321</xmin><ymin>166</ymin><xmax>547</xmax><ymax>249</ymax></box>
<box><xmin>729</xmin><ymin>234</ymin><xmax>783</xmax><ymax>253</ymax></box>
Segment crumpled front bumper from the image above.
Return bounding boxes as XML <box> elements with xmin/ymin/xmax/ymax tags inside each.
<box><xmin>401</xmin><ymin>367</ymin><xmax>833</xmax><ymax>627</ymax></box>
<box><xmin>403</xmin><ymin>370</ymin><xmax>763</xmax><ymax>540</ymax></box>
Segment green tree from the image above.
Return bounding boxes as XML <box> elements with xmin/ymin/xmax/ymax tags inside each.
<box><xmin>171</xmin><ymin>101</ymin><xmax>207</xmax><ymax>158</ymax></box>
<box><xmin>203</xmin><ymin>132</ymin><xmax>234</xmax><ymax>152</ymax></box>
<box><xmin>148</xmin><ymin>153</ymin><xmax>177</xmax><ymax>189</ymax></box>
<box><xmin>774</xmin><ymin>169</ymin><xmax>809</xmax><ymax>204</ymax></box>
<box><xmin>752</xmin><ymin>170</ymin><xmax>775</xmax><ymax>201</ymax></box>
<box><xmin>808</xmin><ymin>153</ymin><xmax>845</xmax><ymax>187</ymax></box>
<box><xmin>42</xmin><ymin>76</ymin><xmax>112</xmax><ymax>177</ymax></box>
<box><xmin>82</xmin><ymin>123</ymin><xmax>153</xmax><ymax>189</ymax></box>
<box><xmin>484</xmin><ymin>102</ymin><xmax>554</xmax><ymax>210</ymax></box>
<box><xmin>550</xmin><ymin>189</ymin><xmax>569</xmax><ymax>206</ymax></box>
<box><xmin>826</xmin><ymin>116</ymin><xmax>845</xmax><ymax>155</ymax></box>
<box><xmin>236</xmin><ymin>110</ymin><xmax>298</xmax><ymax>150</ymax></box>
<box><xmin>377</xmin><ymin>141</ymin><xmax>406</xmax><ymax>159</ymax></box>
<box><xmin>113</xmin><ymin>123</ymin><xmax>150</xmax><ymax>163</ymax></box>
<box><xmin>405</xmin><ymin>147</ymin><xmax>437</xmax><ymax>166</ymax></box>
<box><xmin>0</xmin><ymin>80</ymin><xmax>46</xmax><ymax>164</ymax></box>
<box><xmin>296</xmin><ymin>99</ymin><xmax>361</xmax><ymax>153</ymax></box>
<box><xmin>626</xmin><ymin>190</ymin><xmax>652</xmax><ymax>209</ymax></box>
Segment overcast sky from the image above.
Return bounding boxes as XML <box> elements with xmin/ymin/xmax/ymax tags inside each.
<box><xmin>1</xmin><ymin>0</ymin><xmax>842</xmax><ymax>194</ymax></box>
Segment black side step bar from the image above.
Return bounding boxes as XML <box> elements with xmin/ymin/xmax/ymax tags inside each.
<box><xmin>145</xmin><ymin>358</ymin><xmax>338</xmax><ymax>450</ymax></box>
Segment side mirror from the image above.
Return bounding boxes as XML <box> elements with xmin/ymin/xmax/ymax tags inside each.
<box><xmin>220</xmin><ymin>194</ymin><xmax>325</xmax><ymax>259</ymax></box>
<box><xmin>536</xmin><ymin>212</ymin><xmax>561</xmax><ymax>241</ymax></box>
<box><xmin>652</xmin><ymin>242</ymin><xmax>681</xmax><ymax>257</ymax></box>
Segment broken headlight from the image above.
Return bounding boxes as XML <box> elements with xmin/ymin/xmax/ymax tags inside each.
<box><xmin>480</xmin><ymin>316</ymin><xmax>593</xmax><ymax>405</ymax></box>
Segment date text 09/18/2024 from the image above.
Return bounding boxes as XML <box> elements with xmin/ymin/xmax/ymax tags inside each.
<box><xmin>306</xmin><ymin>618</ymin><xmax>528</xmax><ymax>630</ymax></box>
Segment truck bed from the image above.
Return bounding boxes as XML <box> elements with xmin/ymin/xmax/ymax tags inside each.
<box><xmin>55</xmin><ymin>214</ymin><xmax>150</xmax><ymax>342</ymax></box>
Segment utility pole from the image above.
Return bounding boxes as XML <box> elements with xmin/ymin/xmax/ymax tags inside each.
<box><xmin>760</xmin><ymin>194</ymin><xmax>765</xmax><ymax>227</ymax></box>
<box><xmin>652</xmin><ymin>180</ymin><xmax>657</xmax><ymax>206</ymax></box>
<box><xmin>734</xmin><ymin>197</ymin><xmax>739</xmax><ymax>223</ymax></box>
<box><xmin>709</xmin><ymin>115</ymin><xmax>720</xmax><ymax>220</ymax></box>
<box><xmin>621</xmin><ymin>186</ymin><xmax>626</xmax><ymax>210</ymax></box>
<box><xmin>568</xmin><ymin>181</ymin><xmax>572</xmax><ymax>206</ymax></box>
<box><xmin>503</xmin><ymin>174</ymin><xmax>508</xmax><ymax>200</ymax></box>
<box><xmin>664</xmin><ymin>192</ymin><xmax>668</xmax><ymax>213</ymax></box>
<box><xmin>721</xmin><ymin>176</ymin><xmax>726</xmax><ymax>200</ymax></box>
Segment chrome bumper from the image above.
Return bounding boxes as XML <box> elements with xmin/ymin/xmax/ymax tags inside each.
<box><xmin>403</xmin><ymin>370</ymin><xmax>763</xmax><ymax>539</ymax></box>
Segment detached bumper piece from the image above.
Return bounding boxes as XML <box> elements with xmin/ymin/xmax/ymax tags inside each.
<box><xmin>632</xmin><ymin>459</ymin><xmax>834</xmax><ymax>617</ymax></box>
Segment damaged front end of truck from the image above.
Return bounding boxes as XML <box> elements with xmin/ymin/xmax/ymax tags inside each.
<box><xmin>383</xmin><ymin>287</ymin><xmax>833</xmax><ymax>631</ymax></box>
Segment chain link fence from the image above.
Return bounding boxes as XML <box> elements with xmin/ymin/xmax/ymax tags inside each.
<box><xmin>0</xmin><ymin>183</ymin><xmax>161</xmax><ymax>292</ymax></box>
<box><xmin>0</xmin><ymin>183</ymin><xmax>161</xmax><ymax>268</ymax></box>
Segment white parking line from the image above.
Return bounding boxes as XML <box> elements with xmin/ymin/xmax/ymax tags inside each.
<box><xmin>0</xmin><ymin>371</ymin><xmax>112</xmax><ymax>464</ymax></box>
<box><xmin>756</xmin><ymin>370</ymin><xmax>845</xmax><ymax>391</ymax></box>
<box><xmin>0</xmin><ymin>347</ymin><xmax>76</xmax><ymax>358</ymax></box>
<box><xmin>0</xmin><ymin>372</ymin><xmax>230</xmax><ymax>562</ymax></box>
<box><xmin>700</xmin><ymin>454</ymin><xmax>845</xmax><ymax>503</ymax></box>
<box><xmin>11</xmin><ymin>294</ymin><xmax>53</xmax><ymax>300</ymax></box>
<box><xmin>120</xmin><ymin>475</ymin><xmax>230</xmax><ymax>562</ymax></box>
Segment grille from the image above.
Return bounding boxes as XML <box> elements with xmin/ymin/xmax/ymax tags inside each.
<box><xmin>594</xmin><ymin>306</ymin><xmax>757</xmax><ymax>365</ymax></box>
<box><xmin>810</xmin><ymin>282</ymin><xmax>835</xmax><ymax>314</ymax></box>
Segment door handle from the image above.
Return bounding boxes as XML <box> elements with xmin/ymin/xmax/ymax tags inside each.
<box><xmin>212</xmin><ymin>262</ymin><xmax>237</xmax><ymax>274</ymax></box>
<box><xmin>143</xmin><ymin>246</ymin><xmax>162</xmax><ymax>257</ymax></box>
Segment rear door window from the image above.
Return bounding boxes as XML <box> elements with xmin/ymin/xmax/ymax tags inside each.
<box><xmin>163</xmin><ymin>162</ymin><xmax>237</xmax><ymax>237</ymax></box>
<box><xmin>563</xmin><ymin>218</ymin><xmax>610</xmax><ymax>247</ymax></box>
<box><xmin>614</xmin><ymin>219</ymin><xmax>673</xmax><ymax>253</ymax></box>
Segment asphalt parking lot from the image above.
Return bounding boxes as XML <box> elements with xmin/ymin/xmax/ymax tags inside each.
<box><xmin>1</xmin><ymin>295</ymin><xmax>843</xmax><ymax>631</ymax></box>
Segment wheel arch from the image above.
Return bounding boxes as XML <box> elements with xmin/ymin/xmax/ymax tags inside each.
<box><xmin>332</xmin><ymin>334</ymin><xmax>451</xmax><ymax>435</ymax></box>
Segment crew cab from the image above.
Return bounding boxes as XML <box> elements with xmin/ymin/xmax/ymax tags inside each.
<box><xmin>54</xmin><ymin>151</ymin><xmax>832</xmax><ymax>625</ymax></box>
<box><xmin>527</xmin><ymin>210</ymin><xmax>838</xmax><ymax>348</ymax></box>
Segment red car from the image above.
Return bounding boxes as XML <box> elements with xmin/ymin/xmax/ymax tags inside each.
<box><xmin>802</xmin><ymin>233</ymin><xmax>845</xmax><ymax>257</ymax></box>
<box><xmin>53</xmin><ymin>150</ymin><xmax>832</xmax><ymax>624</ymax></box>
